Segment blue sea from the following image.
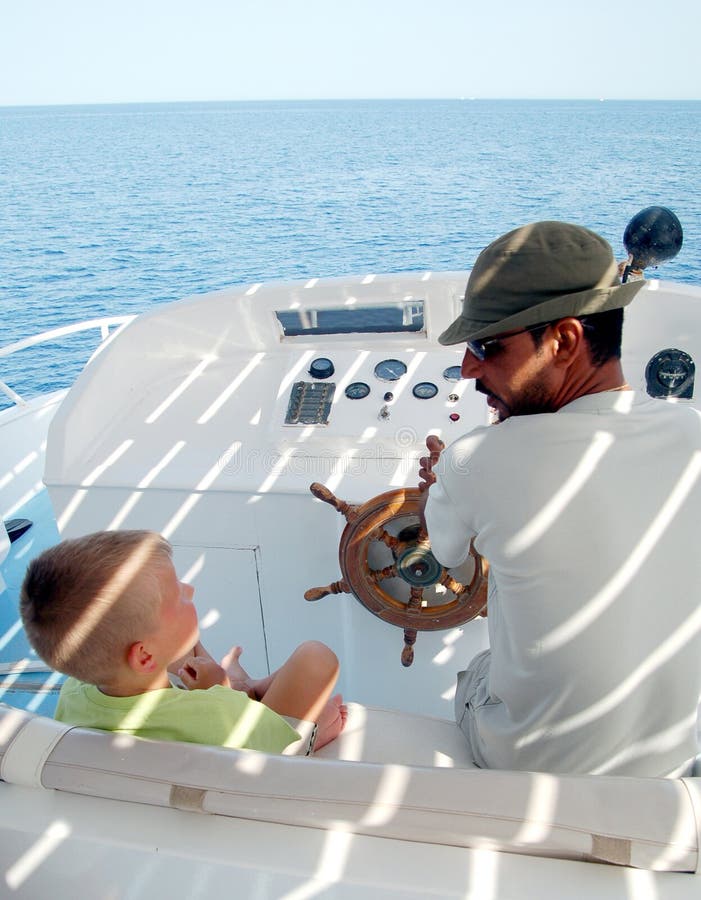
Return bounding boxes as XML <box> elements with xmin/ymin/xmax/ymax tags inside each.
<box><xmin>1</xmin><ymin>99</ymin><xmax>699</xmax><ymax>402</ymax></box>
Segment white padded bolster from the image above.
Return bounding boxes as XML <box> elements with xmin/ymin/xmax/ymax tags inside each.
<box><xmin>0</xmin><ymin>708</ymin><xmax>74</xmax><ymax>788</ymax></box>
<box><xmin>1</xmin><ymin>702</ymin><xmax>699</xmax><ymax>873</ymax></box>
<box><xmin>682</xmin><ymin>778</ymin><xmax>701</xmax><ymax>874</ymax></box>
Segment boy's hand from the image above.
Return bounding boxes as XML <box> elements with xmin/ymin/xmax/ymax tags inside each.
<box><xmin>168</xmin><ymin>640</ymin><xmax>216</xmax><ymax>678</ymax></box>
<box><xmin>179</xmin><ymin>656</ymin><xmax>231</xmax><ymax>690</ymax></box>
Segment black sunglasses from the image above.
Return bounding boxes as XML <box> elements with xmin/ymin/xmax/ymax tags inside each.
<box><xmin>466</xmin><ymin>322</ymin><xmax>551</xmax><ymax>362</ymax></box>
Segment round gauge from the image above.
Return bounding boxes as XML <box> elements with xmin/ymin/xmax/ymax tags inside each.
<box><xmin>374</xmin><ymin>358</ymin><xmax>407</xmax><ymax>382</ymax></box>
<box><xmin>443</xmin><ymin>365</ymin><xmax>462</xmax><ymax>382</ymax></box>
<box><xmin>345</xmin><ymin>381</ymin><xmax>370</xmax><ymax>400</ymax></box>
<box><xmin>309</xmin><ymin>357</ymin><xmax>335</xmax><ymax>379</ymax></box>
<box><xmin>412</xmin><ymin>381</ymin><xmax>439</xmax><ymax>400</ymax></box>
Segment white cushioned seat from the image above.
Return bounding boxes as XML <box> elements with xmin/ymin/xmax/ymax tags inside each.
<box><xmin>0</xmin><ymin>702</ymin><xmax>699</xmax><ymax>873</ymax></box>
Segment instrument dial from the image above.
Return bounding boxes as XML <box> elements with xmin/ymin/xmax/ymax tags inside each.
<box><xmin>412</xmin><ymin>381</ymin><xmax>439</xmax><ymax>400</ymax></box>
<box><xmin>374</xmin><ymin>359</ymin><xmax>407</xmax><ymax>382</ymax></box>
<box><xmin>443</xmin><ymin>365</ymin><xmax>462</xmax><ymax>382</ymax></box>
<box><xmin>345</xmin><ymin>381</ymin><xmax>371</xmax><ymax>400</ymax></box>
<box><xmin>309</xmin><ymin>357</ymin><xmax>335</xmax><ymax>379</ymax></box>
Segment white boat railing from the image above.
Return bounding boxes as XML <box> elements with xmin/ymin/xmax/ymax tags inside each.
<box><xmin>0</xmin><ymin>315</ymin><xmax>135</xmax><ymax>407</ymax></box>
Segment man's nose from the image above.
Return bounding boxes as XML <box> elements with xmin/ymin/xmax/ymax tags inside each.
<box><xmin>461</xmin><ymin>348</ymin><xmax>482</xmax><ymax>379</ymax></box>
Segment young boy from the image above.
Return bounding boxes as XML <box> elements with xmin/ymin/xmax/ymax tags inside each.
<box><xmin>20</xmin><ymin>530</ymin><xmax>346</xmax><ymax>754</ymax></box>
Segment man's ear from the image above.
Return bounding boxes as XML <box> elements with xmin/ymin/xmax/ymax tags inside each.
<box><xmin>126</xmin><ymin>640</ymin><xmax>157</xmax><ymax>674</ymax></box>
<box><xmin>550</xmin><ymin>318</ymin><xmax>586</xmax><ymax>365</ymax></box>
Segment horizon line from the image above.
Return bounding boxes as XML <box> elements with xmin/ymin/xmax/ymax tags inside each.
<box><xmin>1</xmin><ymin>95</ymin><xmax>700</xmax><ymax>111</ymax></box>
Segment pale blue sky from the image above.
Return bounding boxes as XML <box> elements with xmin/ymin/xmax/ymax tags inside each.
<box><xmin>1</xmin><ymin>0</ymin><xmax>699</xmax><ymax>106</ymax></box>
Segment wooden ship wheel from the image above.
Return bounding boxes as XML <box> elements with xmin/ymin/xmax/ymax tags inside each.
<box><xmin>304</xmin><ymin>482</ymin><xmax>485</xmax><ymax>666</ymax></box>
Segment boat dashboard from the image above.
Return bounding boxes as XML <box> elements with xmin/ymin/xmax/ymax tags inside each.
<box><xmin>42</xmin><ymin>272</ymin><xmax>701</xmax><ymax>501</ymax></box>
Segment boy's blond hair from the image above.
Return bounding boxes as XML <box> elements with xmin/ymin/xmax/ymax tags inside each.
<box><xmin>20</xmin><ymin>530</ymin><xmax>172</xmax><ymax>684</ymax></box>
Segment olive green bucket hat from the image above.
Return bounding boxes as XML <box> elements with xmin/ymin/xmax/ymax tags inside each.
<box><xmin>439</xmin><ymin>221</ymin><xmax>645</xmax><ymax>345</ymax></box>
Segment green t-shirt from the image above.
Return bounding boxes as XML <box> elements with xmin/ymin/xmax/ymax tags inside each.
<box><xmin>55</xmin><ymin>677</ymin><xmax>300</xmax><ymax>754</ymax></box>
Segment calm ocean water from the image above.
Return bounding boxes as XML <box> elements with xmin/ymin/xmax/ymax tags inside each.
<box><xmin>1</xmin><ymin>99</ymin><xmax>699</xmax><ymax>400</ymax></box>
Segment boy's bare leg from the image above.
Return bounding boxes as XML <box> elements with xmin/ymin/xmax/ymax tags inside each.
<box><xmin>259</xmin><ymin>640</ymin><xmax>341</xmax><ymax>724</ymax></box>
<box><xmin>220</xmin><ymin>641</ymin><xmax>347</xmax><ymax>748</ymax></box>
<box><xmin>314</xmin><ymin>694</ymin><xmax>348</xmax><ymax>750</ymax></box>
<box><xmin>221</xmin><ymin>645</ymin><xmax>275</xmax><ymax>699</ymax></box>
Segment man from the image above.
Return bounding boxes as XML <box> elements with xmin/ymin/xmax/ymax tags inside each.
<box><xmin>420</xmin><ymin>221</ymin><xmax>701</xmax><ymax>777</ymax></box>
